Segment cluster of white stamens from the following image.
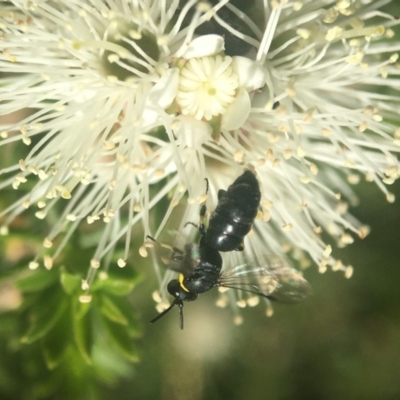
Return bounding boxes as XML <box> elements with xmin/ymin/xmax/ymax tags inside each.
<box><xmin>176</xmin><ymin>55</ymin><xmax>239</xmax><ymax>121</ymax></box>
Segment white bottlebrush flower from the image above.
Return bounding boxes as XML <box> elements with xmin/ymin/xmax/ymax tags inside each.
<box><xmin>1</xmin><ymin>1</ymin><xmax>400</xmax><ymax>318</ymax></box>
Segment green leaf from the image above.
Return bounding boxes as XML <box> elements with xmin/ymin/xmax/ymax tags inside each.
<box><xmin>91</xmin><ymin>267</ymin><xmax>140</xmax><ymax>296</ymax></box>
<box><xmin>41</xmin><ymin>304</ymin><xmax>72</xmax><ymax>369</ymax></box>
<box><xmin>16</xmin><ymin>269</ymin><xmax>59</xmax><ymax>293</ymax></box>
<box><xmin>74</xmin><ymin>299</ymin><xmax>91</xmax><ymax>319</ymax></box>
<box><xmin>73</xmin><ymin>299</ymin><xmax>93</xmax><ymax>364</ymax></box>
<box><xmin>98</xmin><ymin>295</ymin><xmax>129</xmax><ymax>325</ymax></box>
<box><xmin>21</xmin><ymin>289</ymin><xmax>68</xmax><ymax>344</ymax></box>
<box><xmin>92</xmin><ymin>342</ymin><xmax>133</xmax><ymax>383</ymax></box>
<box><xmin>97</xmin><ymin>294</ymin><xmax>141</xmax><ymax>336</ymax></box>
<box><xmin>60</xmin><ymin>269</ymin><xmax>81</xmax><ymax>294</ymax></box>
<box><xmin>103</xmin><ymin>318</ymin><xmax>139</xmax><ymax>362</ymax></box>
<box><xmin>93</xmin><ymin>279</ymin><xmax>133</xmax><ymax>296</ymax></box>
<box><xmin>107</xmin><ymin>296</ymin><xmax>141</xmax><ymax>337</ymax></box>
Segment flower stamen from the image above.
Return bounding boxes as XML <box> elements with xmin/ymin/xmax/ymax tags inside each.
<box><xmin>176</xmin><ymin>55</ymin><xmax>239</xmax><ymax>121</ymax></box>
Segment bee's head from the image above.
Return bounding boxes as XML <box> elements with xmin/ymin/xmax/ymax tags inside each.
<box><xmin>150</xmin><ymin>279</ymin><xmax>197</xmax><ymax>329</ymax></box>
<box><xmin>167</xmin><ymin>279</ymin><xmax>198</xmax><ymax>302</ymax></box>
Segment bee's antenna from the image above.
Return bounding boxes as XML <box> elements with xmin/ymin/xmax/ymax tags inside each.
<box><xmin>150</xmin><ymin>299</ymin><xmax>184</xmax><ymax>329</ymax></box>
<box><xmin>177</xmin><ymin>300</ymin><xmax>184</xmax><ymax>330</ymax></box>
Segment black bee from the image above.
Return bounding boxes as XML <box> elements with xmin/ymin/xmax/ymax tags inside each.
<box><xmin>149</xmin><ymin>171</ymin><xmax>309</xmax><ymax>329</ymax></box>
<box><xmin>199</xmin><ymin>170</ymin><xmax>261</xmax><ymax>252</ymax></box>
<box><xmin>149</xmin><ymin>235</ymin><xmax>311</xmax><ymax>329</ymax></box>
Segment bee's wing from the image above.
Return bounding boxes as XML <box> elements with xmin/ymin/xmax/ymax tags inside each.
<box><xmin>153</xmin><ymin>241</ymin><xmax>201</xmax><ymax>276</ymax></box>
<box><xmin>218</xmin><ymin>256</ymin><xmax>311</xmax><ymax>303</ymax></box>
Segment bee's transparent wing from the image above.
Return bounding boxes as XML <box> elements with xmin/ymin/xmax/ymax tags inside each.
<box><xmin>148</xmin><ymin>239</ymin><xmax>201</xmax><ymax>276</ymax></box>
<box><xmin>218</xmin><ymin>256</ymin><xmax>311</xmax><ymax>303</ymax></box>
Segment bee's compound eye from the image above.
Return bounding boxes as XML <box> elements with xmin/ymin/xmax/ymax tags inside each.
<box><xmin>167</xmin><ymin>279</ymin><xmax>180</xmax><ymax>297</ymax></box>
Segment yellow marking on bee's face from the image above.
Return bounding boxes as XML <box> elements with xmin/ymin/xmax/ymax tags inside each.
<box><xmin>178</xmin><ymin>273</ymin><xmax>190</xmax><ymax>292</ymax></box>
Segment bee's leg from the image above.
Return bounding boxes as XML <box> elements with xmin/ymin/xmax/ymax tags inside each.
<box><xmin>235</xmin><ymin>242</ymin><xmax>245</xmax><ymax>251</ymax></box>
<box><xmin>185</xmin><ymin>177</ymin><xmax>209</xmax><ymax>236</ymax></box>
<box><xmin>146</xmin><ymin>235</ymin><xmax>183</xmax><ymax>255</ymax></box>
<box><xmin>184</xmin><ymin>221</ymin><xmax>198</xmax><ymax>229</ymax></box>
<box><xmin>217</xmin><ymin>189</ymin><xmax>227</xmax><ymax>200</ymax></box>
<box><xmin>197</xmin><ymin>177</ymin><xmax>210</xmax><ymax>236</ymax></box>
<box><xmin>198</xmin><ymin>204</ymin><xmax>207</xmax><ymax>236</ymax></box>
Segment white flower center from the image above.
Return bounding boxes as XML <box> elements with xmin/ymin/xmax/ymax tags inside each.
<box><xmin>176</xmin><ymin>55</ymin><xmax>239</xmax><ymax>121</ymax></box>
